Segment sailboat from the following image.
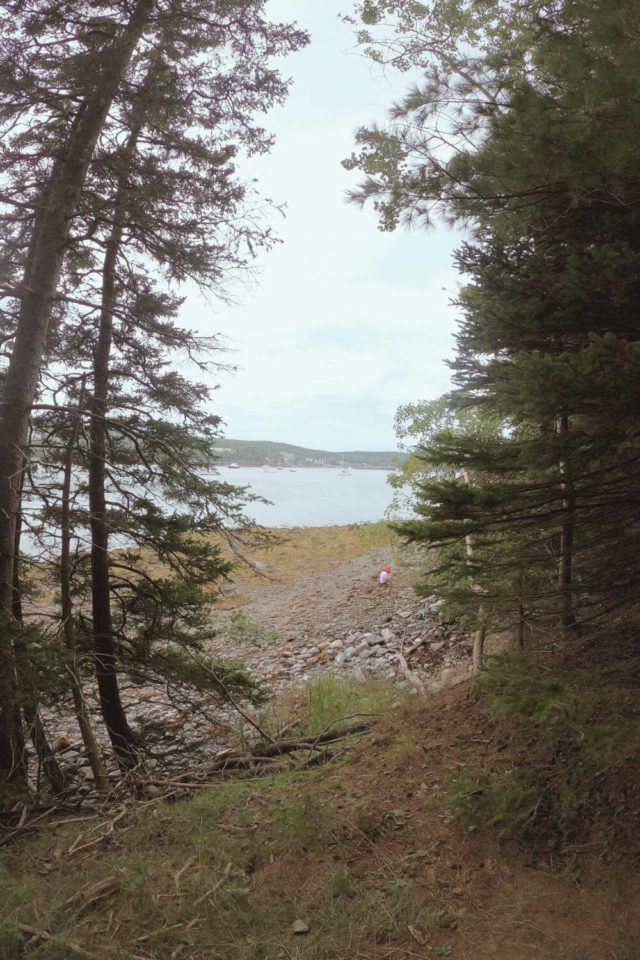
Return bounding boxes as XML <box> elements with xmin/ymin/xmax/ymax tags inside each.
<box><xmin>339</xmin><ymin>458</ymin><xmax>352</xmax><ymax>476</ymax></box>
<box><xmin>262</xmin><ymin>447</ymin><xmax>277</xmax><ymax>472</ymax></box>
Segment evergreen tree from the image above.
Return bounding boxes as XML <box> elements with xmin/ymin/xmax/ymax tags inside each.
<box><xmin>349</xmin><ymin>0</ymin><xmax>640</xmax><ymax>644</ymax></box>
<box><xmin>0</xmin><ymin>0</ymin><xmax>307</xmax><ymax>788</ymax></box>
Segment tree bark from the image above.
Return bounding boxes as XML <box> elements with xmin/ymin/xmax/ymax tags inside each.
<box><xmin>60</xmin><ymin>406</ymin><xmax>110</xmax><ymax>791</ymax></box>
<box><xmin>12</xmin><ymin>463</ymin><xmax>67</xmax><ymax>795</ymax></box>
<box><xmin>516</xmin><ymin>603</ymin><xmax>526</xmax><ymax>651</ymax></box>
<box><xmin>88</xmin><ymin>63</ymin><xmax>159</xmax><ymax>765</ymax></box>
<box><xmin>462</xmin><ymin>469</ymin><xmax>487</xmax><ymax>675</ymax></box>
<box><xmin>0</xmin><ymin>0</ymin><xmax>155</xmax><ymax>785</ymax></box>
<box><xmin>556</xmin><ymin>415</ymin><xmax>577</xmax><ymax>628</ymax></box>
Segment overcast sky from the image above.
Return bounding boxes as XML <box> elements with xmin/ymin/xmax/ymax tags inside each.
<box><xmin>183</xmin><ymin>0</ymin><xmax>460</xmax><ymax>452</ymax></box>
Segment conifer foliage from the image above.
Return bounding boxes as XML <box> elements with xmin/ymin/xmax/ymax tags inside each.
<box><xmin>350</xmin><ymin>1</ymin><xmax>640</xmax><ymax>647</ymax></box>
<box><xmin>0</xmin><ymin>1</ymin><xmax>307</xmax><ymax>793</ymax></box>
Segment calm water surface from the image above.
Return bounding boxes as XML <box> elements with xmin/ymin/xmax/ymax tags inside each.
<box><xmin>218</xmin><ymin>467</ymin><xmax>393</xmax><ymax>527</ymax></box>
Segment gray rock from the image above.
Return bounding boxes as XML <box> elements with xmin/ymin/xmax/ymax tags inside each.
<box><xmin>430</xmin><ymin>641</ymin><xmax>445</xmax><ymax>651</ymax></box>
<box><xmin>335</xmin><ymin>652</ymin><xmax>346</xmax><ymax>666</ymax></box>
<box><xmin>380</xmin><ymin>628</ymin><xmax>395</xmax><ymax>642</ymax></box>
<box><xmin>358</xmin><ymin>647</ymin><xmax>373</xmax><ymax>659</ymax></box>
<box><xmin>292</xmin><ymin>919</ymin><xmax>310</xmax><ymax>935</ymax></box>
<box><xmin>398</xmin><ymin>611</ymin><xmax>412</xmax><ymax>619</ymax></box>
<box><xmin>366</xmin><ymin>634</ymin><xmax>384</xmax><ymax>646</ymax></box>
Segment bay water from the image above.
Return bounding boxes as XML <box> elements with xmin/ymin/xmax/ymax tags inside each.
<box><xmin>219</xmin><ymin>466</ymin><xmax>393</xmax><ymax>527</ymax></box>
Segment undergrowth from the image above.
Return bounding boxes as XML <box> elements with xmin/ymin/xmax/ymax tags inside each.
<box><xmin>257</xmin><ymin>675</ymin><xmax>408</xmax><ymax>740</ymax></box>
<box><xmin>226</xmin><ymin>609</ymin><xmax>279</xmax><ymax>647</ymax></box>
<box><xmin>448</xmin><ymin>647</ymin><xmax>640</xmax><ymax>852</ymax></box>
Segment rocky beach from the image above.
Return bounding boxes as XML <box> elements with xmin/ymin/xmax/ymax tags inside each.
<box><xmin>44</xmin><ymin>526</ymin><xmax>475</xmax><ymax>789</ymax></box>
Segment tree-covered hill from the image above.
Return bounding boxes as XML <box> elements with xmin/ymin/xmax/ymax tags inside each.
<box><xmin>214</xmin><ymin>439</ymin><xmax>404</xmax><ymax>469</ymax></box>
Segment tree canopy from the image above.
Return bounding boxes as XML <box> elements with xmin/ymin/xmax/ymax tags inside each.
<box><xmin>349</xmin><ymin>0</ymin><xmax>640</xmax><ymax>650</ymax></box>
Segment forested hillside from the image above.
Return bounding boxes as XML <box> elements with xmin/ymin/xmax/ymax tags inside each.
<box><xmin>216</xmin><ymin>439</ymin><xmax>402</xmax><ymax>468</ymax></box>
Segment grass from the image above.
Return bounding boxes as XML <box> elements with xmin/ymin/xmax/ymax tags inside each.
<box><xmin>3</xmin><ymin>626</ymin><xmax>640</xmax><ymax>959</ymax></box>
<box><xmin>447</xmin><ymin>642</ymin><xmax>640</xmax><ymax>850</ymax></box>
<box><xmin>218</xmin><ymin>522</ymin><xmax>398</xmax><ymax>603</ymax></box>
<box><xmin>256</xmin><ymin>674</ymin><xmax>410</xmax><ymax>740</ymax></box>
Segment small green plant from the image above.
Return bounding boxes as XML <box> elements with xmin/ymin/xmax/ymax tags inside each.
<box><xmin>226</xmin><ymin>609</ymin><xmax>279</xmax><ymax>647</ymax></box>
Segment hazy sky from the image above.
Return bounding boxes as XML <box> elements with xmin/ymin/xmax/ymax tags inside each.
<box><xmin>185</xmin><ymin>0</ymin><xmax>460</xmax><ymax>452</ymax></box>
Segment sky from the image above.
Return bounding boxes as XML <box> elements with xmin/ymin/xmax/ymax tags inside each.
<box><xmin>183</xmin><ymin>0</ymin><xmax>461</xmax><ymax>452</ymax></box>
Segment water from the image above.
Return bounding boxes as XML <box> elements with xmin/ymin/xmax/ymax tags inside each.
<box><xmin>219</xmin><ymin>467</ymin><xmax>393</xmax><ymax>527</ymax></box>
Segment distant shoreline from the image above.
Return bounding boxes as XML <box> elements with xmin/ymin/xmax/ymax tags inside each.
<box><xmin>219</xmin><ymin>463</ymin><xmax>393</xmax><ymax>471</ymax></box>
<box><xmin>212</xmin><ymin>438</ymin><xmax>404</xmax><ymax>472</ymax></box>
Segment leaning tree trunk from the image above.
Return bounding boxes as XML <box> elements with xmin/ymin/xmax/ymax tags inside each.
<box><xmin>0</xmin><ymin>0</ymin><xmax>155</xmax><ymax>786</ymax></box>
<box><xmin>88</xmin><ymin>65</ymin><xmax>159</xmax><ymax>766</ymax></box>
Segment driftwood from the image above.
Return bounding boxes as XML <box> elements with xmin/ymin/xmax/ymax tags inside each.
<box><xmin>396</xmin><ymin>651</ymin><xmax>427</xmax><ymax>695</ymax></box>
<box><xmin>1</xmin><ymin>720</ymin><xmax>373</xmax><ymax>852</ymax></box>
<box><xmin>18</xmin><ymin>923</ymin><xmax>97</xmax><ymax>958</ymax></box>
<box><xmin>62</xmin><ymin>875</ymin><xmax>121</xmax><ymax>916</ymax></box>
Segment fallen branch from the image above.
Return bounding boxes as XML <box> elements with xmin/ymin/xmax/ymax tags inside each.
<box><xmin>192</xmin><ymin>861</ymin><xmax>232</xmax><ymax>907</ymax></box>
<box><xmin>62</xmin><ymin>875</ymin><xmax>121</xmax><ymax>916</ymax></box>
<box><xmin>18</xmin><ymin>923</ymin><xmax>97</xmax><ymax>957</ymax></box>
<box><xmin>396</xmin><ymin>652</ymin><xmax>427</xmax><ymax>695</ymax></box>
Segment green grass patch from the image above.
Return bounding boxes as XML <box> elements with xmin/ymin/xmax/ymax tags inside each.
<box><xmin>352</xmin><ymin>520</ymin><xmax>397</xmax><ymax>549</ymax></box>
<box><xmin>257</xmin><ymin>675</ymin><xmax>408</xmax><ymax>740</ymax></box>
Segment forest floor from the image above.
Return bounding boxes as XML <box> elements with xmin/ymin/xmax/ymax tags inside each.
<box><xmin>2</xmin><ymin>525</ymin><xmax>639</xmax><ymax>959</ymax></box>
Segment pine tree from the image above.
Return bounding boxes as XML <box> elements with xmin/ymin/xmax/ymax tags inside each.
<box><xmin>0</xmin><ymin>0</ymin><xmax>307</xmax><ymax>788</ymax></box>
<box><xmin>349</xmin><ymin>0</ymin><xmax>640</xmax><ymax>643</ymax></box>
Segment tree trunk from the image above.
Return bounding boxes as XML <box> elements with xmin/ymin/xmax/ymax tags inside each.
<box><xmin>516</xmin><ymin>603</ymin><xmax>526</xmax><ymax>651</ymax></box>
<box><xmin>0</xmin><ymin>0</ymin><xmax>155</xmax><ymax>785</ymax></box>
<box><xmin>472</xmin><ymin>619</ymin><xmax>486</xmax><ymax>676</ymax></box>
<box><xmin>462</xmin><ymin>469</ymin><xmax>487</xmax><ymax>674</ymax></box>
<box><xmin>88</xmin><ymin>67</ymin><xmax>158</xmax><ymax>765</ymax></box>
<box><xmin>60</xmin><ymin>408</ymin><xmax>110</xmax><ymax>791</ymax></box>
<box><xmin>12</xmin><ymin>466</ymin><xmax>67</xmax><ymax>795</ymax></box>
<box><xmin>556</xmin><ymin>415</ymin><xmax>576</xmax><ymax>628</ymax></box>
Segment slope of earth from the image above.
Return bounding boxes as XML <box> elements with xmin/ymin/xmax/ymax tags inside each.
<box><xmin>3</xmin><ymin>633</ymin><xmax>639</xmax><ymax>960</ymax></box>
